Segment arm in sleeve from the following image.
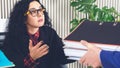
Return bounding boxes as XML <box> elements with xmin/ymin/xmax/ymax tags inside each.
<box><xmin>51</xmin><ymin>29</ymin><xmax>75</xmax><ymax>64</ymax></box>
<box><xmin>100</xmin><ymin>50</ymin><xmax>120</xmax><ymax>68</ymax></box>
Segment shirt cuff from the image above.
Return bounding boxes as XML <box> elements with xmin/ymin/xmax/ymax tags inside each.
<box><xmin>24</xmin><ymin>54</ymin><xmax>39</xmax><ymax>67</ymax></box>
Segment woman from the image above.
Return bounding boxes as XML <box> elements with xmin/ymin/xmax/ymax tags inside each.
<box><xmin>2</xmin><ymin>0</ymin><xmax>74</xmax><ymax>68</ymax></box>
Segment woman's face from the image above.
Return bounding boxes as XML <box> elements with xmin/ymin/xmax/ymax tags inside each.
<box><xmin>26</xmin><ymin>1</ymin><xmax>45</xmax><ymax>29</ymax></box>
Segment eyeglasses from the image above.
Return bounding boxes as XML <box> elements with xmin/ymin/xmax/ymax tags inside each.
<box><xmin>24</xmin><ymin>8</ymin><xmax>45</xmax><ymax>17</ymax></box>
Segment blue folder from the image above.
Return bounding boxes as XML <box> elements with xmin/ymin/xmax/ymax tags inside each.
<box><xmin>0</xmin><ymin>50</ymin><xmax>15</xmax><ymax>68</ymax></box>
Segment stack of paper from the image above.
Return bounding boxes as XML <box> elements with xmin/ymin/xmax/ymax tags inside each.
<box><xmin>0</xmin><ymin>50</ymin><xmax>15</xmax><ymax>68</ymax></box>
<box><xmin>63</xmin><ymin>40</ymin><xmax>120</xmax><ymax>60</ymax></box>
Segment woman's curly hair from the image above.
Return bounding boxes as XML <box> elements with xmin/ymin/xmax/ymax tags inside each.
<box><xmin>7</xmin><ymin>0</ymin><xmax>51</xmax><ymax>37</ymax></box>
<box><xmin>2</xmin><ymin>0</ymin><xmax>52</xmax><ymax>49</ymax></box>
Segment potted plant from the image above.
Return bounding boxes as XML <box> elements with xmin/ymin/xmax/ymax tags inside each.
<box><xmin>70</xmin><ymin>0</ymin><xmax>120</xmax><ymax>31</ymax></box>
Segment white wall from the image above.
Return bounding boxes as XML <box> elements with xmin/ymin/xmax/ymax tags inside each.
<box><xmin>0</xmin><ymin>0</ymin><xmax>19</xmax><ymax>32</ymax></box>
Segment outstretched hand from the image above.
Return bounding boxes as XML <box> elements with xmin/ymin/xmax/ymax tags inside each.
<box><xmin>29</xmin><ymin>40</ymin><xmax>49</xmax><ymax>60</ymax></box>
<box><xmin>79</xmin><ymin>40</ymin><xmax>102</xmax><ymax>68</ymax></box>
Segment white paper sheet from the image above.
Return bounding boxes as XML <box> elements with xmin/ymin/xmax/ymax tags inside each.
<box><xmin>63</xmin><ymin>40</ymin><xmax>120</xmax><ymax>60</ymax></box>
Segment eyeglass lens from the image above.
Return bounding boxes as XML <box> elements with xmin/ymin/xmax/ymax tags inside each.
<box><xmin>29</xmin><ymin>8</ymin><xmax>44</xmax><ymax>17</ymax></box>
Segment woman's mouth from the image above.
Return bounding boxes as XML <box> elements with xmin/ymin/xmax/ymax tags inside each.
<box><xmin>38</xmin><ymin>19</ymin><xmax>43</xmax><ymax>23</ymax></box>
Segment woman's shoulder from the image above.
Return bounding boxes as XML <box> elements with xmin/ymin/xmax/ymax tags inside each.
<box><xmin>40</xmin><ymin>26</ymin><xmax>56</xmax><ymax>33</ymax></box>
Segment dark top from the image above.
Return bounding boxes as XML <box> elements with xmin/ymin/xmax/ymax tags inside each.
<box><xmin>2</xmin><ymin>26</ymin><xmax>74</xmax><ymax>68</ymax></box>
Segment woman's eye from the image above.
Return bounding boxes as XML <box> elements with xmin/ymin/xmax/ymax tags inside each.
<box><xmin>31</xmin><ymin>10</ymin><xmax>37</xmax><ymax>13</ymax></box>
<box><xmin>38</xmin><ymin>9</ymin><xmax>42</xmax><ymax>12</ymax></box>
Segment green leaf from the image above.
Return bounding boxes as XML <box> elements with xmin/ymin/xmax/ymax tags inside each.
<box><xmin>70</xmin><ymin>19</ymin><xmax>79</xmax><ymax>24</ymax></box>
<box><xmin>75</xmin><ymin>5</ymin><xmax>83</xmax><ymax>10</ymax></box>
<box><xmin>82</xmin><ymin>0</ymin><xmax>96</xmax><ymax>4</ymax></box>
<box><xmin>70</xmin><ymin>0</ymin><xmax>120</xmax><ymax>29</ymax></box>
<box><xmin>70</xmin><ymin>2</ymin><xmax>80</xmax><ymax>7</ymax></box>
<box><xmin>70</xmin><ymin>18</ymin><xmax>80</xmax><ymax>32</ymax></box>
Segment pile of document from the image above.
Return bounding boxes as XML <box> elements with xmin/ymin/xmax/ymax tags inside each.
<box><xmin>63</xmin><ymin>40</ymin><xmax>120</xmax><ymax>60</ymax></box>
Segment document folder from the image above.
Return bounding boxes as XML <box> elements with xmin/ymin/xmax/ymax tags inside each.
<box><xmin>63</xmin><ymin>20</ymin><xmax>120</xmax><ymax>60</ymax></box>
<box><xmin>0</xmin><ymin>50</ymin><xmax>15</xmax><ymax>68</ymax></box>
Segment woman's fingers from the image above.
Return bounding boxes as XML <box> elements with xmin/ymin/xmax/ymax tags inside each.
<box><xmin>38</xmin><ymin>44</ymin><xmax>49</xmax><ymax>53</ymax></box>
<box><xmin>34</xmin><ymin>41</ymin><xmax>44</xmax><ymax>49</ymax></box>
<box><xmin>29</xmin><ymin>41</ymin><xmax>49</xmax><ymax>60</ymax></box>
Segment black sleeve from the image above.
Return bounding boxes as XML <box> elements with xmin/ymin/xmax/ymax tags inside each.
<box><xmin>50</xmin><ymin>28</ymin><xmax>75</xmax><ymax>64</ymax></box>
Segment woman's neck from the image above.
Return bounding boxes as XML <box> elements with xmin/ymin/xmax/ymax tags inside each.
<box><xmin>27</xmin><ymin>28</ymin><xmax>39</xmax><ymax>35</ymax></box>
